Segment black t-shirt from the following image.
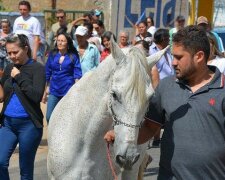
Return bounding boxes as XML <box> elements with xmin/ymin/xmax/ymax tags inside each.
<box><xmin>146</xmin><ymin>66</ymin><xmax>225</xmax><ymax>179</ymax></box>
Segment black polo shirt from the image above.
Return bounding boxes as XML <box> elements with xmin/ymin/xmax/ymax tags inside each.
<box><xmin>146</xmin><ymin>66</ymin><xmax>225</xmax><ymax>179</ymax></box>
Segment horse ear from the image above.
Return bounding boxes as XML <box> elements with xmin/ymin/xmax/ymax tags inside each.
<box><xmin>110</xmin><ymin>35</ymin><xmax>126</xmax><ymax>64</ymax></box>
<box><xmin>147</xmin><ymin>45</ymin><xmax>170</xmax><ymax>69</ymax></box>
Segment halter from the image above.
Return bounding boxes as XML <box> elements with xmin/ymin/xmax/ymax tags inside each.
<box><xmin>108</xmin><ymin>57</ymin><xmax>145</xmax><ymax>129</ymax></box>
<box><xmin>108</xmin><ymin>91</ymin><xmax>143</xmax><ymax>129</ymax></box>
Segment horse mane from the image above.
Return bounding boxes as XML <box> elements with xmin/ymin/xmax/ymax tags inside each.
<box><xmin>123</xmin><ymin>47</ymin><xmax>150</xmax><ymax>109</ymax></box>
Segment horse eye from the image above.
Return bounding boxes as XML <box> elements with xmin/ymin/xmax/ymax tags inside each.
<box><xmin>111</xmin><ymin>91</ymin><xmax>122</xmax><ymax>103</ymax></box>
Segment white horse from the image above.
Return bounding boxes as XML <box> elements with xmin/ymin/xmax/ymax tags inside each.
<box><xmin>47</xmin><ymin>38</ymin><xmax>169</xmax><ymax>180</ymax></box>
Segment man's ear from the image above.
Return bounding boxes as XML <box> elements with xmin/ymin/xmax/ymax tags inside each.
<box><xmin>195</xmin><ymin>51</ymin><xmax>205</xmax><ymax>63</ymax></box>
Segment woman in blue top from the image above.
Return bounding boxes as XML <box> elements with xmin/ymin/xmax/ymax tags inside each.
<box><xmin>0</xmin><ymin>34</ymin><xmax>46</xmax><ymax>180</ymax></box>
<box><xmin>43</xmin><ymin>31</ymin><xmax>82</xmax><ymax>123</ymax></box>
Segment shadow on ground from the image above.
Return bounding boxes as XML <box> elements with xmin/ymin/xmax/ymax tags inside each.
<box><xmin>144</xmin><ymin>167</ymin><xmax>159</xmax><ymax>177</ymax></box>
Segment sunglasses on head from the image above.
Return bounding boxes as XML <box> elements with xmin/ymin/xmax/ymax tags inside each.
<box><xmin>56</xmin><ymin>16</ymin><xmax>64</xmax><ymax>19</ymax></box>
<box><xmin>1</xmin><ymin>19</ymin><xmax>9</xmax><ymax>22</ymax></box>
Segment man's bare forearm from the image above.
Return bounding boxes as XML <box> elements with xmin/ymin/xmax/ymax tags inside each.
<box><xmin>138</xmin><ymin>119</ymin><xmax>161</xmax><ymax>144</ymax></box>
<box><xmin>33</xmin><ymin>36</ymin><xmax>40</xmax><ymax>60</ymax></box>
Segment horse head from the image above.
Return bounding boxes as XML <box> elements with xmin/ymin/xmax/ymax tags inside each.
<box><xmin>108</xmin><ymin>37</ymin><xmax>169</xmax><ymax>170</ymax></box>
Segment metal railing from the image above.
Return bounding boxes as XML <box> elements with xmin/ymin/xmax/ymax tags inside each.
<box><xmin>43</xmin><ymin>9</ymin><xmax>104</xmax><ymax>30</ymax></box>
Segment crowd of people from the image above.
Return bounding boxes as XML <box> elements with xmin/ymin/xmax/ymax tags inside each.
<box><xmin>0</xmin><ymin>0</ymin><xmax>225</xmax><ymax>179</ymax></box>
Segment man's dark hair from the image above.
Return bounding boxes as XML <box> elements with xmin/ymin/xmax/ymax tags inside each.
<box><xmin>134</xmin><ymin>40</ymin><xmax>149</xmax><ymax>52</ymax></box>
<box><xmin>83</xmin><ymin>22</ymin><xmax>93</xmax><ymax>33</ymax></box>
<box><xmin>154</xmin><ymin>28</ymin><xmax>169</xmax><ymax>44</ymax></box>
<box><xmin>173</xmin><ymin>25</ymin><xmax>210</xmax><ymax>61</ymax></box>
<box><xmin>19</xmin><ymin>0</ymin><xmax>31</xmax><ymax>11</ymax></box>
<box><xmin>83</xmin><ymin>13</ymin><xmax>92</xmax><ymax>21</ymax></box>
<box><xmin>56</xmin><ymin>9</ymin><xmax>66</xmax><ymax>16</ymax></box>
<box><xmin>93</xmin><ymin>20</ymin><xmax>105</xmax><ymax>29</ymax></box>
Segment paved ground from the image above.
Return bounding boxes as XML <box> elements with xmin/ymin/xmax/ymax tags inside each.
<box><xmin>9</xmin><ymin>142</ymin><xmax>48</xmax><ymax>180</ymax></box>
<box><xmin>9</xmin><ymin>140</ymin><xmax>160</xmax><ymax>180</ymax></box>
<box><xmin>144</xmin><ymin>146</ymin><xmax>160</xmax><ymax>180</ymax></box>
<box><xmin>8</xmin><ymin>104</ymin><xmax>160</xmax><ymax>180</ymax></box>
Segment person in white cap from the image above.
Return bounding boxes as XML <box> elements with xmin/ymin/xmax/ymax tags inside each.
<box><xmin>75</xmin><ymin>26</ymin><xmax>100</xmax><ymax>75</ymax></box>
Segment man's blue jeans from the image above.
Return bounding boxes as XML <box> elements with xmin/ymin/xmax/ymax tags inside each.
<box><xmin>0</xmin><ymin>117</ymin><xmax>43</xmax><ymax>180</ymax></box>
<box><xmin>46</xmin><ymin>94</ymin><xmax>62</xmax><ymax>123</ymax></box>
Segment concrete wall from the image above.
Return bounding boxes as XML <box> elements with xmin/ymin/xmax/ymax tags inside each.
<box><xmin>0</xmin><ymin>0</ymin><xmax>112</xmax><ymax>32</ymax></box>
<box><xmin>1</xmin><ymin>0</ymin><xmax>188</xmax><ymax>39</ymax></box>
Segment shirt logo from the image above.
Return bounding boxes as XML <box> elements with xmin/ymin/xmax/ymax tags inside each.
<box><xmin>209</xmin><ymin>98</ymin><xmax>215</xmax><ymax>106</ymax></box>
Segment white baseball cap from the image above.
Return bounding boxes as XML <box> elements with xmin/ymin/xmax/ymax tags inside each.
<box><xmin>75</xmin><ymin>26</ymin><xmax>88</xmax><ymax>36</ymax></box>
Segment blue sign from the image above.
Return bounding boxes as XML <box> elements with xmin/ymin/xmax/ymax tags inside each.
<box><xmin>124</xmin><ymin>0</ymin><xmax>176</xmax><ymax>28</ymax></box>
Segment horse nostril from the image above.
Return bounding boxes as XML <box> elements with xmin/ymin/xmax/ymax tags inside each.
<box><xmin>116</xmin><ymin>155</ymin><xmax>126</xmax><ymax>167</ymax></box>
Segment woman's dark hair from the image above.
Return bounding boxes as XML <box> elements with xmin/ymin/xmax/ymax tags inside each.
<box><xmin>6</xmin><ymin>34</ymin><xmax>32</xmax><ymax>58</ymax></box>
<box><xmin>56</xmin><ymin>26</ymin><xmax>68</xmax><ymax>35</ymax></box>
<box><xmin>53</xmin><ymin>32</ymin><xmax>79</xmax><ymax>57</ymax></box>
<box><xmin>101</xmin><ymin>31</ymin><xmax>116</xmax><ymax>46</ymax></box>
<box><xmin>19</xmin><ymin>0</ymin><xmax>31</xmax><ymax>11</ymax></box>
<box><xmin>146</xmin><ymin>17</ymin><xmax>154</xmax><ymax>26</ymax></box>
<box><xmin>138</xmin><ymin>20</ymin><xmax>147</xmax><ymax>27</ymax></box>
<box><xmin>153</xmin><ymin>28</ymin><xmax>169</xmax><ymax>44</ymax></box>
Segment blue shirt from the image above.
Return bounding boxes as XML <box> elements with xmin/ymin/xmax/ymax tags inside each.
<box><xmin>150</xmin><ymin>43</ymin><xmax>174</xmax><ymax>80</ymax></box>
<box><xmin>78</xmin><ymin>43</ymin><xmax>100</xmax><ymax>75</ymax></box>
<box><xmin>46</xmin><ymin>52</ymin><xmax>82</xmax><ymax>97</ymax></box>
<box><xmin>4</xmin><ymin>59</ymin><xmax>34</xmax><ymax>118</ymax></box>
<box><xmin>4</xmin><ymin>93</ymin><xmax>29</xmax><ymax>118</ymax></box>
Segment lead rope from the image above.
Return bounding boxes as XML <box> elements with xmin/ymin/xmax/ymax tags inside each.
<box><xmin>106</xmin><ymin>142</ymin><xmax>118</xmax><ymax>180</ymax></box>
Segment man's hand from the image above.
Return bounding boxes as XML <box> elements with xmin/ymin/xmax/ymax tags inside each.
<box><xmin>104</xmin><ymin>130</ymin><xmax>115</xmax><ymax>144</ymax></box>
<box><xmin>11</xmin><ymin>67</ymin><xmax>20</xmax><ymax>78</ymax></box>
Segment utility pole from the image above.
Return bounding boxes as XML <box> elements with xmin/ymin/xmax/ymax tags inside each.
<box><xmin>52</xmin><ymin>0</ymin><xmax>56</xmax><ymax>10</ymax></box>
<box><xmin>51</xmin><ymin>0</ymin><xmax>56</xmax><ymax>18</ymax></box>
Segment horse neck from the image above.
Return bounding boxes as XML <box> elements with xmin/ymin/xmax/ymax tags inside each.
<box><xmin>78</xmin><ymin>57</ymin><xmax>116</xmax><ymax>138</ymax></box>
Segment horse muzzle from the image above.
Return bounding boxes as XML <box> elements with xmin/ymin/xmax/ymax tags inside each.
<box><xmin>116</xmin><ymin>153</ymin><xmax>140</xmax><ymax>170</ymax></box>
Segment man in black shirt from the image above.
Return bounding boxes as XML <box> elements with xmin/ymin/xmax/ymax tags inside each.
<box><xmin>105</xmin><ymin>25</ymin><xmax>225</xmax><ymax>179</ymax></box>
